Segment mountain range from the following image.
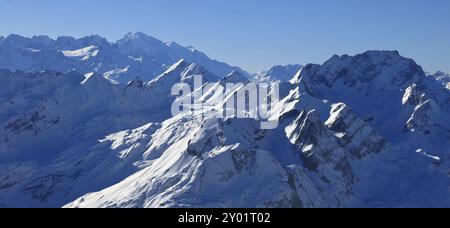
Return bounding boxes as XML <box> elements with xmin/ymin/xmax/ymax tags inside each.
<box><xmin>0</xmin><ymin>32</ymin><xmax>247</xmax><ymax>84</ymax></box>
<box><xmin>0</xmin><ymin>33</ymin><xmax>449</xmax><ymax>208</ymax></box>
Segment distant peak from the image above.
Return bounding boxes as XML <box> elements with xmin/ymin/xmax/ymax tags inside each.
<box><xmin>4</xmin><ymin>34</ymin><xmax>29</xmax><ymax>43</ymax></box>
<box><xmin>6</xmin><ymin>34</ymin><xmax>25</xmax><ymax>39</ymax></box>
<box><xmin>117</xmin><ymin>32</ymin><xmax>164</xmax><ymax>49</ymax></box>
<box><xmin>294</xmin><ymin>50</ymin><xmax>424</xmax><ymax>89</ymax></box>
<box><xmin>359</xmin><ymin>50</ymin><xmax>401</xmax><ymax>59</ymax></box>
<box><xmin>431</xmin><ymin>71</ymin><xmax>449</xmax><ymax>77</ymax></box>
<box><xmin>366</xmin><ymin>50</ymin><xmax>400</xmax><ymax>55</ymax></box>
<box><xmin>124</xmin><ymin>32</ymin><xmax>144</xmax><ymax>39</ymax></box>
<box><xmin>257</xmin><ymin>64</ymin><xmax>303</xmax><ymax>83</ymax></box>
<box><xmin>267</xmin><ymin>64</ymin><xmax>303</xmax><ymax>74</ymax></box>
<box><xmin>31</xmin><ymin>35</ymin><xmax>52</xmax><ymax>41</ymax></box>
<box><xmin>79</xmin><ymin>35</ymin><xmax>109</xmax><ymax>45</ymax></box>
<box><xmin>55</xmin><ymin>36</ymin><xmax>77</xmax><ymax>44</ymax></box>
<box><xmin>325</xmin><ymin>50</ymin><xmax>402</xmax><ymax>64</ymax></box>
<box><xmin>122</xmin><ymin>32</ymin><xmax>158</xmax><ymax>41</ymax></box>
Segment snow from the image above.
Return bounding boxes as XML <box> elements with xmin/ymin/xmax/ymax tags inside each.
<box><xmin>0</xmin><ymin>44</ymin><xmax>448</xmax><ymax>208</ymax></box>
<box><xmin>25</xmin><ymin>48</ymin><xmax>40</xmax><ymax>53</ymax></box>
<box><xmin>128</xmin><ymin>56</ymin><xmax>143</xmax><ymax>63</ymax></box>
<box><xmin>103</xmin><ymin>66</ymin><xmax>130</xmax><ymax>83</ymax></box>
<box><xmin>0</xmin><ymin>33</ymin><xmax>247</xmax><ymax>84</ymax></box>
<box><xmin>303</xmin><ymin>144</ymin><xmax>314</xmax><ymax>152</ymax></box>
<box><xmin>334</xmin><ymin>132</ymin><xmax>346</xmax><ymax>138</ymax></box>
<box><xmin>62</xmin><ymin>45</ymin><xmax>99</xmax><ymax>60</ymax></box>
<box><xmin>255</xmin><ymin>64</ymin><xmax>303</xmax><ymax>83</ymax></box>
<box><xmin>416</xmin><ymin>149</ymin><xmax>441</xmax><ymax>163</ymax></box>
<box><xmin>432</xmin><ymin>71</ymin><xmax>450</xmax><ymax>90</ymax></box>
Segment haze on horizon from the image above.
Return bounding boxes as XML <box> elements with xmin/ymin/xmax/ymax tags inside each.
<box><xmin>0</xmin><ymin>0</ymin><xmax>449</xmax><ymax>74</ymax></box>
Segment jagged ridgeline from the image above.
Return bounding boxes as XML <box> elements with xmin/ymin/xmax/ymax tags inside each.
<box><xmin>0</xmin><ymin>34</ymin><xmax>449</xmax><ymax>207</ymax></box>
<box><xmin>0</xmin><ymin>32</ymin><xmax>248</xmax><ymax>84</ymax></box>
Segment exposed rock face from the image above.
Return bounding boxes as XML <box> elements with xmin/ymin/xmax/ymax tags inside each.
<box><xmin>292</xmin><ymin>51</ymin><xmax>424</xmax><ymax>90</ymax></box>
<box><xmin>286</xmin><ymin>110</ymin><xmax>344</xmax><ymax>171</ymax></box>
<box><xmin>406</xmin><ymin>100</ymin><xmax>439</xmax><ymax>135</ymax></box>
<box><xmin>325</xmin><ymin>103</ymin><xmax>386</xmax><ymax>159</ymax></box>
<box><xmin>402</xmin><ymin>84</ymin><xmax>425</xmax><ymax>106</ymax></box>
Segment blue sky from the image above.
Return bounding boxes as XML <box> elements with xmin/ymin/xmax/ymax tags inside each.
<box><xmin>0</xmin><ymin>0</ymin><xmax>449</xmax><ymax>73</ymax></box>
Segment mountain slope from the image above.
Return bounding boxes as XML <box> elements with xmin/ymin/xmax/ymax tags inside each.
<box><xmin>0</xmin><ymin>33</ymin><xmax>246</xmax><ymax>84</ymax></box>
<box><xmin>255</xmin><ymin>64</ymin><xmax>303</xmax><ymax>82</ymax></box>
<box><xmin>0</xmin><ymin>61</ymin><xmax>222</xmax><ymax>207</ymax></box>
<box><xmin>65</xmin><ymin>51</ymin><xmax>449</xmax><ymax>208</ymax></box>
<box><xmin>117</xmin><ymin>32</ymin><xmax>248</xmax><ymax>80</ymax></box>
<box><xmin>0</xmin><ymin>49</ymin><xmax>448</xmax><ymax>208</ymax></box>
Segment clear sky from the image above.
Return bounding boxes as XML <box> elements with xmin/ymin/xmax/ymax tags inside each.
<box><xmin>0</xmin><ymin>0</ymin><xmax>449</xmax><ymax>73</ymax></box>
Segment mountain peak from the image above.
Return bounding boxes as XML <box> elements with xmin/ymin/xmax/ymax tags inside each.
<box><xmin>324</xmin><ymin>50</ymin><xmax>402</xmax><ymax>66</ymax></box>
<box><xmin>120</xmin><ymin>32</ymin><xmax>162</xmax><ymax>44</ymax></box>
<box><xmin>2</xmin><ymin>34</ymin><xmax>29</xmax><ymax>46</ymax></box>
<box><xmin>431</xmin><ymin>71</ymin><xmax>449</xmax><ymax>78</ymax></box>
<box><xmin>5</xmin><ymin>34</ymin><xmax>26</xmax><ymax>40</ymax></box>
<box><xmin>148</xmin><ymin>59</ymin><xmax>191</xmax><ymax>85</ymax></box>
<box><xmin>162</xmin><ymin>59</ymin><xmax>214</xmax><ymax>78</ymax></box>
<box><xmin>30</xmin><ymin>35</ymin><xmax>53</xmax><ymax>44</ymax></box>
<box><xmin>124</xmin><ymin>31</ymin><xmax>150</xmax><ymax>39</ymax></box>
<box><xmin>78</xmin><ymin>35</ymin><xmax>110</xmax><ymax>47</ymax></box>
<box><xmin>429</xmin><ymin>71</ymin><xmax>450</xmax><ymax>90</ymax></box>
<box><xmin>1</xmin><ymin>44</ymin><xmax>450</xmax><ymax>208</ymax></box>
<box><xmin>293</xmin><ymin>50</ymin><xmax>424</xmax><ymax>89</ymax></box>
<box><xmin>182</xmin><ymin>62</ymin><xmax>220</xmax><ymax>82</ymax></box>
<box><xmin>257</xmin><ymin>64</ymin><xmax>303</xmax><ymax>82</ymax></box>
<box><xmin>148</xmin><ymin>59</ymin><xmax>220</xmax><ymax>90</ymax></box>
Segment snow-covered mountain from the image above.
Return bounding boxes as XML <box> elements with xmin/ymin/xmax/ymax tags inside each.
<box><xmin>0</xmin><ymin>32</ymin><xmax>247</xmax><ymax>84</ymax></box>
<box><xmin>0</xmin><ymin>47</ymin><xmax>448</xmax><ymax>208</ymax></box>
<box><xmin>254</xmin><ymin>64</ymin><xmax>303</xmax><ymax>82</ymax></box>
<box><xmin>0</xmin><ymin>60</ymin><xmax>221</xmax><ymax>207</ymax></box>
<box><xmin>429</xmin><ymin>71</ymin><xmax>450</xmax><ymax>90</ymax></box>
